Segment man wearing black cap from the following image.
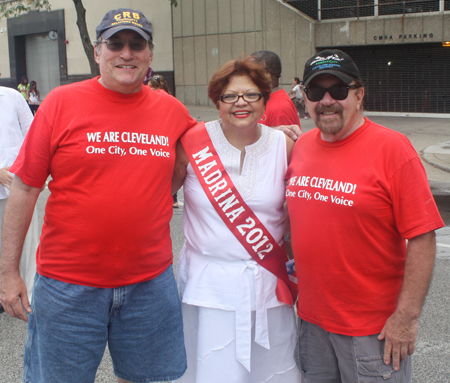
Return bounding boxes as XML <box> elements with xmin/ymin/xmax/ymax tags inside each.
<box><xmin>285</xmin><ymin>49</ymin><xmax>443</xmax><ymax>382</ymax></box>
<box><xmin>0</xmin><ymin>8</ymin><xmax>195</xmax><ymax>383</ymax></box>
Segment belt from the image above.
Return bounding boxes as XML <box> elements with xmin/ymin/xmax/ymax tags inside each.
<box><xmin>236</xmin><ymin>260</ymin><xmax>270</xmax><ymax>372</ymax></box>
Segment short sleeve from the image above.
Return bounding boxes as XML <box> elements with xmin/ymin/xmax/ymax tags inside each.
<box><xmin>10</xmin><ymin>110</ymin><xmax>53</xmax><ymax>188</ymax></box>
<box><xmin>390</xmin><ymin>156</ymin><xmax>444</xmax><ymax>239</ymax></box>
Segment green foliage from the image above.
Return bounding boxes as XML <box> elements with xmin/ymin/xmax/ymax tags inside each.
<box><xmin>0</xmin><ymin>0</ymin><xmax>51</xmax><ymax>19</ymax></box>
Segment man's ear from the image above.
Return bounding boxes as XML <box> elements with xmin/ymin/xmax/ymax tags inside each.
<box><xmin>94</xmin><ymin>45</ymin><xmax>100</xmax><ymax>64</ymax></box>
<box><xmin>148</xmin><ymin>52</ymin><xmax>154</xmax><ymax>66</ymax></box>
<box><xmin>355</xmin><ymin>87</ymin><xmax>365</xmax><ymax>111</ymax></box>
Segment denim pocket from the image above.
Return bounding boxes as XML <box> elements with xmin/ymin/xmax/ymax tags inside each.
<box><xmin>22</xmin><ymin>305</ymin><xmax>37</xmax><ymax>381</ymax></box>
<box><xmin>356</xmin><ymin>356</ymin><xmax>399</xmax><ymax>381</ymax></box>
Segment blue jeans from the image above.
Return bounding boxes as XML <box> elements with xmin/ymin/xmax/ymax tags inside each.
<box><xmin>23</xmin><ymin>266</ymin><xmax>186</xmax><ymax>383</ymax></box>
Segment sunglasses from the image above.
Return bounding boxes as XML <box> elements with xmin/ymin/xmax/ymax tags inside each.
<box><xmin>101</xmin><ymin>39</ymin><xmax>149</xmax><ymax>52</ymax></box>
<box><xmin>304</xmin><ymin>84</ymin><xmax>360</xmax><ymax>102</ymax></box>
<box><xmin>220</xmin><ymin>93</ymin><xmax>263</xmax><ymax>104</ymax></box>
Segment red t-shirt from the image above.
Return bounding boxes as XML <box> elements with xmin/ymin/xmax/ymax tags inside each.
<box><xmin>259</xmin><ymin>89</ymin><xmax>301</xmax><ymax>127</ymax></box>
<box><xmin>11</xmin><ymin>78</ymin><xmax>197</xmax><ymax>288</ymax></box>
<box><xmin>285</xmin><ymin>118</ymin><xmax>443</xmax><ymax>336</ymax></box>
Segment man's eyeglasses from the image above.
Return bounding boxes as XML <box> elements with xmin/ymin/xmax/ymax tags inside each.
<box><xmin>220</xmin><ymin>93</ymin><xmax>263</xmax><ymax>104</ymax></box>
<box><xmin>101</xmin><ymin>39</ymin><xmax>149</xmax><ymax>52</ymax></box>
<box><xmin>304</xmin><ymin>84</ymin><xmax>360</xmax><ymax>102</ymax></box>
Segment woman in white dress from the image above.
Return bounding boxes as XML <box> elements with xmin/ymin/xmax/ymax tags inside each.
<box><xmin>172</xmin><ymin>57</ymin><xmax>300</xmax><ymax>383</ymax></box>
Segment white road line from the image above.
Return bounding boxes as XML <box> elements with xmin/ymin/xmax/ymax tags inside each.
<box><xmin>437</xmin><ymin>243</ymin><xmax>450</xmax><ymax>248</ymax></box>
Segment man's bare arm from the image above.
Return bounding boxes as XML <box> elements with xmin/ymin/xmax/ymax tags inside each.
<box><xmin>378</xmin><ymin>230</ymin><xmax>436</xmax><ymax>371</ymax></box>
<box><xmin>171</xmin><ymin>141</ymin><xmax>189</xmax><ymax>196</ymax></box>
<box><xmin>0</xmin><ymin>176</ymin><xmax>40</xmax><ymax>321</ymax></box>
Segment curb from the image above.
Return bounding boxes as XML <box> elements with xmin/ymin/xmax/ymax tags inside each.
<box><xmin>423</xmin><ymin>141</ymin><xmax>450</xmax><ymax>174</ymax></box>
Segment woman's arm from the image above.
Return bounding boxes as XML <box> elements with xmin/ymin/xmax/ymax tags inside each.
<box><xmin>289</xmin><ymin>86</ymin><xmax>296</xmax><ymax>98</ymax></box>
<box><xmin>26</xmin><ymin>89</ymin><xmax>32</xmax><ymax>104</ymax></box>
<box><xmin>284</xmin><ymin>135</ymin><xmax>295</xmax><ymax>259</ymax></box>
<box><xmin>171</xmin><ymin>141</ymin><xmax>189</xmax><ymax>195</ymax></box>
<box><xmin>285</xmin><ymin>134</ymin><xmax>295</xmax><ymax>164</ymax></box>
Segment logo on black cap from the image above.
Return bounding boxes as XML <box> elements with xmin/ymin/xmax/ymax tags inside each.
<box><xmin>303</xmin><ymin>49</ymin><xmax>361</xmax><ymax>87</ymax></box>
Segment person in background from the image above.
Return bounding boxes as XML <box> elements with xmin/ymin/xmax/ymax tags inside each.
<box><xmin>27</xmin><ymin>81</ymin><xmax>41</xmax><ymax>116</ymax></box>
<box><xmin>143</xmin><ymin>66</ymin><xmax>153</xmax><ymax>85</ymax></box>
<box><xmin>286</xmin><ymin>49</ymin><xmax>443</xmax><ymax>382</ymax></box>
<box><xmin>251</xmin><ymin>51</ymin><xmax>301</xmax><ymax>129</ymax></box>
<box><xmin>172</xmin><ymin>56</ymin><xmax>300</xmax><ymax>383</ymax></box>
<box><xmin>18</xmin><ymin>76</ymin><xmax>29</xmax><ymax>100</ymax></box>
<box><xmin>0</xmin><ymin>86</ymin><xmax>38</xmax><ymax>314</ymax></box>
<box><xmin>290</xmin><ymin>77</ymin><xmax>304</xmax><ymax>118</ymax></box>
<box><xmin>149</xmin><ymin>74</ymin><xmax>178</xmax><ymax>208</ymax></box>
<box><xmin>148</xmin><ymin>74</ymin><xmax>170</xmax><ymax>93</ymax></box>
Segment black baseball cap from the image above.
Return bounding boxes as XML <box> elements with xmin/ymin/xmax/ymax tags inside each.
<box><xmin>303</xmin><ymin>49</ymin><xmax>361</xmax><ymax>87</ymax></box>
<box><xmin>96</xmin><ymin>8</ymin><xmax>153</xmax><ymax>41</ymax></box>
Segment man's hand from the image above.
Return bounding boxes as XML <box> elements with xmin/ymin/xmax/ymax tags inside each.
<box><xmin>0</xmin><ymin>271</ymin><xmax>31</xmax><ymax>322</ymax></box>
<box><xmin>0</xmin><ymin>176</ymin><xmax>41</xmax><ymax>321</ymax></box>
<box><xmin>273</xmin><ymin>125</ymin><xmax>302</xmax><ymax>141</ymax></box>
<box><xmin>0</xmin><ymin>167</ymin><xmax>13</xmax><ymax>189</ymax></box>
<box><xmin>377</xmin><ymin>231</ymin><xmax>436</xmax><ymax>371</ymax></box>
<box><xmin>378</xmin><ymin>310</ymin><xmax>418</xmax><ymax>371</ymax></box>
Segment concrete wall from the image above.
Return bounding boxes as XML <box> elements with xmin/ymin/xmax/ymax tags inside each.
<box><xmin>0</xmin><ymin>0</ymin><xmax>173</xmax><ymax>82</ymax></box>
<box><xmin>172</xmin><ymin>0</ymin><xmax>315</xmax><ymax>106</ymax></box>
<box><xmin>173</xmin><ymin>0</ymin><xmax>450</xmax><ymax>107</ymax></box>
<box><xmin>315</xmin><ymin>12</ymin><xmax>450</xmax><ymax>48</ymax></box>
<box><xmin>0</xmin><ymin>16</ymin><xmax>9</xmax><ymax>78</ymax></box>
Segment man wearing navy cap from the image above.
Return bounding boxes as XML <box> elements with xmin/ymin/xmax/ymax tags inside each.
<box><xmin>285</xmin><ymin>49</ymin><xmax>443</xmax><ymax>382</ymax></box>
<box><xmin>0</xmin><ymin>8</ymin><xmax>196</xmax><ymax>383</ymax></box>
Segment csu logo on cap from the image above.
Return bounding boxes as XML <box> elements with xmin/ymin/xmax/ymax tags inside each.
<box><xmin>114</xmin><ymin>11</ymin><xmax>140</xmax><ymax>21</ymax></box>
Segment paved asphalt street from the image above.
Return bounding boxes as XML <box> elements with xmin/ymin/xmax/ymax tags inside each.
<box><xmin>1</xmin><ymin>113</ymin><xmax>450</xmax><ymax>382</ymax></box>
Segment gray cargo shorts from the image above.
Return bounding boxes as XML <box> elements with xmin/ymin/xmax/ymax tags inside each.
<box><xmin>294</xmin><ymin>318</ymin><xmax>411</xmax><ymax>382</ymax></box>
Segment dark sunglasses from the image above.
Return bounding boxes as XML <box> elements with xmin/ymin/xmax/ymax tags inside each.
<box><xmin>101</xmin><ymin>39</ymin><xmax>149</xmax><ymax>52</ymax></box>
<box><xmin>304</xmin><ymin>84</ymin><xmax>360</xmax><ymax>102</ymax></box>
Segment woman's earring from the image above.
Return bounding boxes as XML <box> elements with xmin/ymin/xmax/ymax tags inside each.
<box><xmin>260</xmin><ymin>114</ymin><xmax>267</xmax><ymax>122</ymax></box>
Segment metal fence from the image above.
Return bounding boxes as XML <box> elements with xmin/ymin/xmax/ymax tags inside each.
<box><xmin>286</xmin><ymin>0</ymin><xmax>448</xmax><ymax>21</ymax></box>
<box><xmin>331</xmin><ymin>43</ymin><xmax>450</xmax><ymax>113</ymax></box>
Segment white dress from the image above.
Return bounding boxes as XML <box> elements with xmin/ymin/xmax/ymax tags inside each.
<box><xmin>177</xmin><ymin>121</ymin><xmax>300</xmax><ymax>383</ymax></box>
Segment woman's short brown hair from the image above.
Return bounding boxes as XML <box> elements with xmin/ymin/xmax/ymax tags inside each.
<box><xmin>208</xmin><ymin>56</ymin><xmax>271</xmax><ymax>108</ymax></box>
<box><xmin>148</xmin><ymin>74</ymin><xmax>170</xmax><ymax>94</ymax></box>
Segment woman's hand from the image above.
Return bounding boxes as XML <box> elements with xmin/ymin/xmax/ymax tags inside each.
<box><xmin>273</xmin><ymin>125</ymin><xmax>302</xmax><ymax>141</ymax></box>
<box><xmin>0</xmin><ymin>167</ymin><xmax>13</xmax><ymax>188</ymax></box>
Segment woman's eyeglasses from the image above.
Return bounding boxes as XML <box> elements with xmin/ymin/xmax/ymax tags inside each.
<box><xmin>304</xmin><ymin>84</ymin><xmax>360</xmax><ymax>102</ymax></box>
<box><xmin>220</xmin><ymin>93</ymin><xmax>263</xmax><ymax>104</ymax></box>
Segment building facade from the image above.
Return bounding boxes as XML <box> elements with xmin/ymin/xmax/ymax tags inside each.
<box><xmin>173</xmin><ymin>0</ymin><xmax>450</xmax><ymax>115</ymax></box>
<box><xmin>0</xmin><ymin>0</ymin><xmax>174</xmax><ymax>97</ymax></box>
<box><xmin>1</xmin><ymin>0</ymin><xmax>449</xmax><ymax>115</ymax></box>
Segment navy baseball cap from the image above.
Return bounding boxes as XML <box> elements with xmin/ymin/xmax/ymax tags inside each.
<box><xmin>303</xmin><ymin>49</ymin><xmax>361</xmax><ymax>87</ymax></box>
<box><xmin>96</xmin><ymin>8</ymin><xmax>153</xmax><ymax>41</ymax></box>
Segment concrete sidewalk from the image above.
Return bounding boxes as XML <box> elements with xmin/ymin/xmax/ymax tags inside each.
<box><xmin>185</xmin><ymin>105</ymin><xmax>450</xmax><ymax>195</ymax></box>
<box><xmin>423</xmin><ymin>141</ymin><xmax>450</xmax><ymax>174</ymax></box>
